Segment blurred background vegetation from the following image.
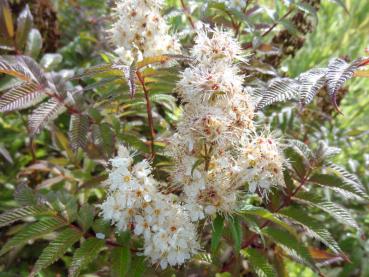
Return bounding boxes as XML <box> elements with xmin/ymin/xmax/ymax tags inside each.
<box><xmin>0</xmin><ymin>0</ymin><xmax>368</xmax><ymax>276</ymax></box>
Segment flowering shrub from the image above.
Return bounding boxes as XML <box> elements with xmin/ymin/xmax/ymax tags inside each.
<box><xmin>0</xmin><ymin>0</ymin><xmax>368</xmax><ymax>276</ymax></box>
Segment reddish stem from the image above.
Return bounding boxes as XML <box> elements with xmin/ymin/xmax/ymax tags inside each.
<box><xmin>180</xmin><ymin>0</ymin><xmax>196</xmax><ymax>29</ymax></box>
<box><xmin>136</xmin><ymin>71</ymin><xmax>156</xmax><ymax>158</ymax></box>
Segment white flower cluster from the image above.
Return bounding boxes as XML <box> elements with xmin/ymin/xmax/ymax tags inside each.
<box><xmin>100</xmin><ymin>146</ymin><xmax>199</xmax><ymax>269</ymax></box>
<box><xmin>168</xmin><ymin>27</ymin><xmax>286</xmax><ymax>219</ymax></box>
<box><xmin>234</xmin><ymin>133</ymin><xmax>285</xmax><ymax>194</ymax></box>
<box><xmin>101</xmin><ymin>26</ymin><xmax>286</xmax><ymax>270</ymax></box>
<box><xmin>110</xmin><ymin>0</ymin><xmax>180</xmax><ymax>63</ymax></box>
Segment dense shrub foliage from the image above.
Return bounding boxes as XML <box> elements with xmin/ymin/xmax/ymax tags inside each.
<box><xmin>0</xmin><ymin>0</ymin><xmax>368</xmax><ymax>276</ymax></box>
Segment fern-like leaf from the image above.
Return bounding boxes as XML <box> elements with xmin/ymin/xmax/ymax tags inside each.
<box><xmin>28</xmin><ymin>98</ymin><xmax>66</xmax><ymax>136</ymax></box>
<box><xmin>31</xmin><ymin>227</ymin><xmax>82</xmax><ymax>276</ymax></box>
<box><xmin>14</xmin><ymin>182</ymin><xmax>38</xmax><ymax>206</ymax></box>
<box><xmin>241</xmin><ymin>205</ymin><xmax>296</xmax><ymax>235</ymax></box>
<box><xmin>326</xmin><ymin>58</ymin><xmax>362</xmax><ymax>108</ymax></box>
<box><xmin>278</xmin><ymin>206</ymin><xmax>342</xmax><ymax>254</ymax></box>
<box><xmin>0</xmin><ymin>206</ymin><xmax>47</xmax><ymax>228</ymax></box>
<box><xmin>325</xmin><ymin>162</ymin><xmax>364</xmax><ymax>189</ymax></box>
<box><xmin>0</xmin><ymin>206</ymin><xmax>50</xmax><ymax>228</ymax></box>
<box><xmin>0</xmin><ymin>82</ymin><xmax>46</xmax><ymax>112</ymax></box>
<box><xmin>262</xmin><ymin>227</ymin><xmax>314</xmax><ymax>266</ymax></box>
<box><xmin>256</xmin><ymin>78</ymin><xmax>300</xmax><ymax>110</ymax></box>
<box><xmin>69</xmin><ymin>114</ymin><xmax>89</xmax><ymax>151</ymax></box>
<box><xmin>17</xmin><ymin>56</ymin><xmax>48</xmax><ymax>85</ymax></box>
<box><xmin>241</xmin><ymin>248</ymin><xmax>276</xmax><ymax>277</ymax></box>
<box><xmin>309</xmin><ymin>173</ymin><xmax>368</xmax><ymax>200</ymax></box>
<box><xmin>0</xmin><ymin>57</ymin><xmax>34</xmax><ymax>82</ymax></box>
<box><xmin>294</xmin><ymin>192</ymin><xmax>359</xmax><ymax>229</ymax></box>
<box><xmin>286</xmin><ymin>139</ymin><xmax>314</xmax><ymax>159</ymax></box>
<box><xmin>0</xmin><ymin>217</ymin><xmax>65</xmax><ymax>256</ymax></box>
<box><xmin>69</xmin><ymin>238</ymin><xmax>105</xmax><ymax>277</ymax></box>
<box><xmin>70</xmin><ymin>64</ymin><xmax>114</xmax><ymax>80</ymax></box>
<box><xmin>298</xmin><ymin>68</ymin><xmax>327</xmax><ymax>104</ymax></box>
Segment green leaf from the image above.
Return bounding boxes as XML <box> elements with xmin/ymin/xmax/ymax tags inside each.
<box><xmin>0</xmin><ymin>81</ymin><xmax>47</xmax><ymax>112</ymax></box>
<box><xmin>241</xmin><ymin>204</ymin><xmax>296</xmax><ymax>235</ymax></box>
<box><xmin>111</xmin><ymin>246</ymin><xmax>131</xmax><ymax>277</ymax></box>
<box><xmin>241</xmin><ymin>248</ymin><xmax>276</xmax><ymax>277</ymax></box>
<box><xmin>29</xmin><ymin>98</ymin><xmax>66</xmax><ymax>136</ymax></box>
<box><xmin>127</xmin><ymin>256</ymin><xmax>146</xmax><ymax>277</ymax></box>
<box><xmin>0</xmin><ymin>0</ymin><xmax>14</xmax><ymax>38</ymax></box>
<box><xmin>0</xmin><ymin>217</ymin><xmax>65</xmax><ymax>256</ymax></box>
<box><xmin>15</xmin><ymin>4</ymin><xmax>33</xmax><ymax>49</ymax></box>
<box><xmin>284</xmin><ymin>147</ymin><xmax>307</xmax><ymax>178</ymax></box>
<box><xmin>309</xmin><ymin>173</ymin><xmax>369</xmax><ymax>200</ymax></box>
<box><xmin>14</xmin><ymin>183</ymin><xmax>37</xmax><ymax>206</ymax></box>
<box><xmin>228</xmin><ymin>216</ymin><xmax>242</xmax><ymax>253</ymax></box>
<box><xmin>54</xmin><ymin>129</ymin><xmax>75</xmax><ymax>162</ymax></box>
<box><xmin>262</xmin><ymin>227</ymin><xmax>313</xmax><ymax>266</ymax></box>
<box><xmin>92</xmin><ymin>123</ymin><xmax>115</xmax><ymax>157</ymax></box>
<box><xmin>40</xmin><ymin>53</ymin><xmax>63</xmax><ymax>71</ymax></box>
<box><xmin>116</xmin><ymin>231</ymin><xmax>131</xmax><ymax>245</ymax></box>
<box><xmin>31</xmin><ymin>227</ymin><xmax>82</xmax><ymax>276</ymax></box>
<box><xmin>77</xmin><ymin>204</ymin><xmax>95</xmax><ymax>232</ymax></box>
<box><xmin>25</xmin><ymin>28</ymin><xmax>42</xmax><ymax>59</ymax></box>
<box><xmin>69</xmin><ymin>114</ymin><xmax>90</xmax><ymax>152</ymax></box>
<box><xmin>211</xmin><ymin>214</ymin><xmax>224</xmax><ymax>254</ymax></box>
<box><xmin>242</xmin><ymin>215</ymin><xmax>266</xmax><ymax>247</ymax></box>
<box><xmin>69</xmin><ymin>238</ymin><xmax>105</xmax><ymax>277</ymax></box>
<box><xmin>278</xmin><ymin>206</ymin><xmax>342</xmax><ymax>254</ymax></box>
<box><xmin>0</xmin><ymin>206</ymin><xmax>48</xmax><ymax>228</ymax></box>
<box><xmin>293</xmin><ymin>192</ymin><xmax>359</xmax><ymax>230</ymax></box>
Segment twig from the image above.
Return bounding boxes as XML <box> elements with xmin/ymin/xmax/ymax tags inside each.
<box><xmin>241</xmin><ymin>7</ymin><xmax>294</xmax><ymax>49</ymax></box>
<box><xmin>261</xmin><ymin>8</ymin><xmax>294</xmax><ymax>37</ymax></box>
<box><xmin>180</xmin><ymin>0</ymin><xmax>196</xmax><ymax>29</ymax></box>
<box><xmin>136</xmin><ymin>71</ymin><xmax>156</xmax><ymax>158</ymax></box>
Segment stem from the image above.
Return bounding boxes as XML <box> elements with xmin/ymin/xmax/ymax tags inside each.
<box><xmin>241</xmin><ymin>7</ymin><xmax>294</xmax><ymax>49</ymax></box>
<box><xmin>261</xmin><ymin>8</ymin><xmax>294</xmax><ymax>37</ymax></box>
<box><xmin>136</xmin><ymin>71</ymin><xmax>156</xmax><ymax>158</ymax></box>
<box><xmin>180</xmin><ymin>0</ymin><xmax>196</xmax><ymax>29</ymax></box>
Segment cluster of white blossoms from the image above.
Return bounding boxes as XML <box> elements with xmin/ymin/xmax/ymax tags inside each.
<box><xmin>100</xmin><ymin>146</ymin><xmax>199</xmax><ymax>269</ymax></box>
<box><xmin>101</xmin><ymin>25</ymin><xmax>286</xmax><ymax>269</ymax></box>
<box><xmin>168</xmin><ymin>27</ymin><xmax>286</xmax><ymax>219</ymax></box>
<box><xmin>110</xmin><ymin>0</ymin><xmax>180</xmax><ymax>63</ymax></box>
<box><xmin>234</xmin><ymin>133</ymin><xmax>285</xmax><ymax>194</ymax></box>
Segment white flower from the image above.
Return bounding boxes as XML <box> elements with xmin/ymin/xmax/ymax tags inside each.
<box><xmin>177</xmin><ymin>62</ymin><xmax>244</xmax><ymax>102</ymax></box>
<box><xmin>100</xmin><ymin>145</ymin><xmax>199</xmax><ymax>269</ymax></box>
<box><xmin>191</xmin><ymin>27</ymin><xmax>245</xmax><ymax>64</ymax></box>
<box><xmin>235</xmin><ymin>134</ymin><xmax>286</xmax><ymax>194</ymax></box>
<box><xmin>143</xmin><ymin>206</ymin><xmax>199</xmax><ymax>269</ymax></box>
<box><xmin>132</xmin><ymin>160</ymin><xmax>152</xmax><ymax>179</ymax></box>
<box><xmin>134</xmin><ymin>215</ymin><xmax>152</xmax><ymax>240</ymax></box>
<box><xmin>168</xmin><ymin>27</ymin><xmax>255</xmax><ymax>219</ymax></box>
<box><xmin>110</xmin><ymin>0</ymin><xmax>180</xmax><ymax>63</ymax></box>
